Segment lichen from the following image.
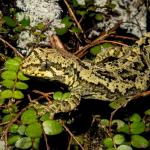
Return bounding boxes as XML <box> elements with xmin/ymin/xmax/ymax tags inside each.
<box><xmin>16</xmin><ymin>0</ymin><xmax>64</xmax><ymax>49</ymax></box>
<box><xmin>16</xmin><ymin>0</ymin><xmax>62</xmax><ymax>27</ymax></box>
<box><xmin>95</xmin><ymin>0</ymin><xmax>147</xmax><ymax>37</ymax></box>
<box><xmin>76</xmin><ymin>0</ymin><xmax>86</xmax><ymax>5</ymax></box>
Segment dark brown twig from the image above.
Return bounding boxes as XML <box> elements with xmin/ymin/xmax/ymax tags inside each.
<box><xmin>0</xmin><ymin>37</ymin><xmax>23</xmax><ymax>58</ymax></box>
<box><xmin>32</xmin><ymin>90</ymin><xmax>53</xmax><ymax>104</ymax></box>
<box><xmin>74</xmin><ymin>21</ymin><xmax>123</xmax><ymax>57</ymax></box>
<box><xmin>49</xmin><ymin>35</ymin><xmax>66</xmax><ymax>51</ymax></box>
<box><xmin>62</xmin><ymin>122</ymin><xmax>85</xmax><ymax>150</ymax></box>
<box><xmin>43</xmin><ymin>131</ymin><xmax>50</xmax><ymax>150</ymax></box>
<box><xmin>109</xmin><ymin>90</ymin><xmax>150</xmax><ymax>132</ymax></box>
<box><xmin>75</xmin><ymin>39</ymin><xmax>128</xmax><ymax>58</ymax></box>
<box><xmin>64</xmin><ymin>0</ymin><xmax>83</xmax><ymax>33</ymax></box>
<box><xmin>3</xmin><ymin>107</ymin><xmax>28</xmax><ymax>149</ymax></box>
<box><xmin>109</xmin><ymin>34</ymin><xmax>138</xmax><ymax>41</ymax></box>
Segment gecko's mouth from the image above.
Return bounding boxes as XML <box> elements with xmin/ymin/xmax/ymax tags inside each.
<box><xmin>23</xmin><ymin>74</ymin><xmax>69</xmax><ymax>91</ymax></box>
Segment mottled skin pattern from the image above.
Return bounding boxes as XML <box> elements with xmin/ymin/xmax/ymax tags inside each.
<box><xmin>21</xmin><ymin>33</ymin><xmax>150</xmax><ymax>116</ymax></box>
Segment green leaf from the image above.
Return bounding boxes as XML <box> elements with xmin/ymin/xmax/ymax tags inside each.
<box><xmin>0</xmin><ymin>90</ymin><xmax>13</xmax><ymax>99</ymax></box>
<box><xmin>15</xmin><ymin>137</ymin><xmax>32</xmax><ymax>149</ymax></box>
<box><xmin>76</xmin><ymin>10</ymin><xmax>87</xmax><ymax>16</ymax></box>
<box><xmin>36</xmin><ymin>22</ymin><xmax>45</xmax><ymax>30</ymax></box>
<box><xmin>62</xmin><ymin>92</ymin><xmax>71</xmax><ymax>100</ymax></box>
<box><xmin>33</xmin><ymin>31</ymin><xmax>41</xmax><ymax>36</ymax></box>
<box><xmin>25</xmin><ymin>122</ymin><xmax>42</xmax><ymax>138</ymax></box>
<box><xmin>100</xmin><ymin>119</ymin><xmax>109</xmax><ymax>127</ymax></box>
<box><xmin>13</xmin><ymin>90</ymin><xmax>24</xmax><ymax>99</ymax></box>
<box><xmin>40</xmin><ymin>113</ymin><xmax>50</xmax><ymax>122</ymax></box>
<box><xmin>15</xmin><ymin>82</ymin><xmax>28</xmax><ymax>90</ymax></box>
<box><xmin>89</xmin><ymin>13</ymin><xmax>95</xmax><ymax>17</ymax></box>
<box><xmin>117</xmin><ymin>124</ymin><xmax>130</xmax><ymax>134</ymax></box>
<box><xmin>129</xmin><ymin>113</ymin><xmax>141</xmax><ymax>122</ymax></box>
<box><xmin>14</xmin><ymin>26</ymin><xmax>24</xmax><ymax>32</ymax></box>
<box><xmin>56</xmin><ymin>27</ymin><xmax>68</xmax><ymax>35</ymax></box>
<box><xmin>117</xmin><ymin>145</ymin><xmax>133</xmax><ymax>150</ymax></box>
<box><xmin>42</xmin><ymin>119</ymin><xmax>63</xmax><ymax>135</ymax></box>
<box><xmin>18</xmin><ymin>71</ymin><xmax>29</xmax><ymax>81</ymax></box>
<box><xmin>33</xmin><ymin>138</ymin><xmax>40</xmax><ymax>150</ymax></box>
<box><xmin>2</xmin><ymin>104</ymin><xmax>18</xmax><ymax>114</ymax></box>
<box><xmin>101</xmin><ymin>43</ymin><xmax>114</xmax><ymax>49</ymax></box>
<box><xmin>103</xmin><ymin>137</ymin><xmax>113</xmax><ymax>148</ymax></box>
<box><xmin>109</xmin><ymin>97</ymin><xmax>126</xmax><ymax>109</ymax></box>
<box><xmin>21</xmin><ymin>109</ymin><xmax>38</xmax><ymax>124</ymax></box>
<box><xmin>8</xmin><ymin>135</ymin><xmax>21</xmax><ymax>145</ymax></box>
<box><xmin>53</xmin><ymin>91</ymin><xmax>63</xmax><ymax>100</ymax></box>
<box><xmin>112</xmin><ymin>120</ymin><xmax>125</xmax><ymax>129</ymax></box>
<box><xmin>73</xmin><ymin>0</ymin><xmax>79</xmax><ymax>7</ymax></box>
<box><xmin>14</xmin><ymin>57</ymin><xmax>22</xmax><ymax>63</ymax></box>
<box><xmin>12</xmin><ymin>104</ymin><xmax>18</xmax><ymax>112</ymax></box>
<box><xmin>2</xmin><ymin>80</ymin><xmax>14</xmax><ymax>88</ymax></box>
<box><xmin>2</xmin><ymin>108</ymin><xmax>12</xmax><ymax>114</ymax></box>
<box><xmin>56</xmin><ymin>16</ymin><xmax>72</xmax><ymax>35</ymax></box>
<box><xmin>130</xmin><ymin>121</ymin><xmax>145</xmax><ymax>134</ymax></box>
<box><xmin>107</xmin><ymin>3</ymin><xmax>116</xmax><ymax>9</ymax></box>
<box><xmin>90</xmin><ymin>45</ymin><xmax>101</xmax><ymax>55</ymax></box>
<box><xmin>9</xmin><ymin>8</ymin><xmax>16</xmax><ymax>14</ymax></box>
<box><xmin>0</xmin><ymin>27</ymin><xmax>8</xmax><ymax>33</ymax></box>
<box><xmin>9</xmin><ymin>124</ymin><xmax>19</xmax><ymax>133</ymax></box>
<box><xmin>95</xmin><ymin>13</ymin><xmax>104</xmax><ymax>21</ymax></box>
<box><xmin>131</xmin><ymin>135</ymin><xmax>149</xmax><ymax>148</ymax></box>
<box><xmin>0</xmin><ymin>98</ymin><xmax>6</xmax><ymax>105</ymax></box>
<box><xmin>4</xmin><ymin>16</ymin><xmax>17</xmax><ymax>27</ymax></box>
<box><xmin>113</xmin><ymin>134</ymin><xmax>125</xmax><ymax>145</ymax></box>
<box><xmin>62</xmin><ymin>16</ymin><xmax>72</xmax><ymax>28</ymax></box>
<box><xmin>5</xmin><ymin>58</ymin><xmax>21</xmax><ymax>71</ymax></box>
<box><xmin>2</xmin><ymin>114</ymin><xmax>16</xmax><ymax>123</ymax></box>
<box><xmin>71</xmin><ymin>26</ymin><xmax>81</xmax><ymax>33</ymax></box>
<box><xmin>17</xmin><ymin>125</ymin><xmax>26</xmax><ymax>135</ymax></box>
<box><xmin>20</xmin><ymin>17</ymin><xmax>30</xmax><ymax>27</ymax></box>
<box><xmin>1</xmin><ymin>71</ymin><xmax>17</xmax><ymax>80</ymax></box>
<box><xmin>39</xmin><ymin>33</ymin><xmax>46</xmax><ymax>39</ymax></box>
<box><xmin>2</xmin><ymin>105</ymin><xmax>18</xmax><ymax>114</ymax></box>
<box><xmin>145</xmin><ymin>109</ymin><xmax>150</xmax><ymax>115</ymax></box>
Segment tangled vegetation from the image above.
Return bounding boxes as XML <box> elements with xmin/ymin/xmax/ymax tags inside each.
<box><xmin>0</xmin><ymin>0</ymin><xmax>150</xmax><ymax>150</ymax></box>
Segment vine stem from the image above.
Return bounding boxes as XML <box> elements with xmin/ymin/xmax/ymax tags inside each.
<box><xmin>62</xmin><ymin>122</ymin><xmax>85</xmax><ymax>150</ymax></box>
<box><xmin>3</xmin><ymin>107</ymin><xmax>28</xmax><ymax>149</ymax></box>
<box><xmin>0</xmin><ymin>37</ymin><xmax>23</xmax><ymax>58</ymax></box>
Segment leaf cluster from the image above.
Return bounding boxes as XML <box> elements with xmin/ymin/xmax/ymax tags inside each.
<box><xmin>0</xmin><ymin>57</ymin><xmax>29</xmax><ymax>104</ymax></box>
<box><xmin>0</xmin><ymin>9</ymin><xmax>30</xmax><ymax>41</ymax></box>
<box><xmin>0</xmin><ymin>57</ymin><xmax>64</xmax><ymax>149</ymax></box>
<box><xmin>101</xmin><ymin>112</ymin><xmax>150</xmax><ymax>150</ymax></box>
<box><xmin>6</xmin><ymin>108</ymin><xmax>63</xmax><ymax>149</ymax></box>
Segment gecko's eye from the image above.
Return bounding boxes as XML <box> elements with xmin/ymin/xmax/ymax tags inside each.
<box><xmin>41</xmin><ymin>61</ymin><xmax>51</xmax><ymax>70</ymax></box>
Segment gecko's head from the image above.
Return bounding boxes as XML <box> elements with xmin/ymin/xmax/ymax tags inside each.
<box><xmin>21</xmin><ymin>47</ymin><xmax>67</xmax><ymax>80</ymax></box>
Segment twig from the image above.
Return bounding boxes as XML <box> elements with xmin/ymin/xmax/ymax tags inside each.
<box><xmin>75</xmin><ymin>39</ymin><xmax>128</xmax><ymax>58</ymax></box>
<box><xmin>0</xmin><ymin>37</ymin><xmax>23</xmax><ymax>58</ymax></box>
<box><xmin>0</xmin><ymin>121</ymin><xmax>9</xmax><ymax>126</ymax></box>
<box><xmin>32</xmin><ymin>90</ymin><xmax>53</xmax><ymax>104</ymax></box>
<box><xmin>64</xmin><ymin>0</ymin><xmax>83</xmax><ymax>33</ymax></box>
<box><xmin>109</xmin><ymin>90</ymin><xmax>150</xmax><ymax>132</ymax></box>
<box><xmin>43</xmin><ymin>131</ymin><xmax>50</xmax><ymax>150</ymax></box>
<box><xmin>62</xmin><ymin>122</ymin><xmax>85</xmax><ymax>150</ymax></box>
<box><xmin>49</xmin><ymin>35</ymin><xmax>66</xmax><ymax>51</ymax></box>
<box><xmin>74</xmin><ymin>21</ymin><xmax>123</xmax><ymax>57</ymax></box>
<box><xmin>67</xmin><ymin>136</ymin><xmax>73</xmax><ymax>150</ymax></box>
<box><xmin>3</xmin><ymin>107</ymin><xmax>28</xmax><ymax>149</ymax></box>
<box><xmin>109</xmin><ymin>34</ymin><xmax>138</xmax><ymax>41</ymax></box>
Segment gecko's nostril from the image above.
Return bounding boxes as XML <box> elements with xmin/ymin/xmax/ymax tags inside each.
<box><xmin>41</xmin><ymin>61</ymin><xmax>51</xmax><ymax>70</ymax></box>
